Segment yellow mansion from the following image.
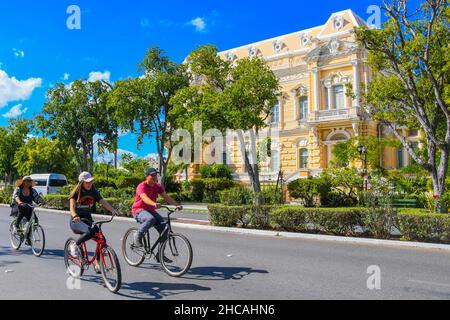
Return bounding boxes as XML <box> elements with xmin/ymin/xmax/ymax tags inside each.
<box><xmin>184</xmin><ymin>9</ymin><xmax>420</xmax><ymax>183</ymax></box>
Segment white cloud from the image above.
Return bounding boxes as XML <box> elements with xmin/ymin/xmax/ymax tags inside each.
<box><xmin>0</xmin><ymin>69</ymin><xmax>42</xmax><ymax>108</ymax></box>
<box><xmin>2</xmin><ymin>104</ymin><xmax>28</xmax><ymax>118</ymax></box>
<box><xmin>13</xmin><ymin>48</ymin><xmax>25</xmax><ymax>58</ymax></box>
<box><xmin>189</xmin><ymin>17</ymin><xmax>206</xmax><ymax>32</ymax></box>
<box><xmin>63</xmin><ymin>73</ymin><xmax>70</xmax><ymax>81</ymax></box>
<box><xmin>87</xmin><ymin>71</ymin><xmax>111</xmax><ymax>82</ymax></box>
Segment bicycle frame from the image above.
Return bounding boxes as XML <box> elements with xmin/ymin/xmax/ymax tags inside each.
<box><xmin>141</xmin><ymin>206</ymin><xmax>175</xmax><ymax>255</ymax></box>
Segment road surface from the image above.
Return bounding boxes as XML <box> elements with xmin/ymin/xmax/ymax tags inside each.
<box><xmin>1</xmin><ymin>207</ymin><xmax>450</xmax><ymax>300</ymax></box>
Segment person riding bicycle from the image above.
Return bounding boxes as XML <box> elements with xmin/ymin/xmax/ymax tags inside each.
<box><xmin>131</xmin><ymin>167</ymin><xmax>183</xmax><ymax>259</ymax></box>
<box><xmin>69</xmin><ymin>172</ymin><xmax>118</xmax><ymax>272</ymax></box>
<box><xmin>11</xmin><ymin>176</ymin><xmax>45</xmax><ymax>244</ymax></box>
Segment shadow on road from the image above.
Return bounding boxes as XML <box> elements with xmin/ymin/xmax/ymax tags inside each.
<box><xmin>117</xmin><ymin>281</ymin><xmax>211</xmax><ymax>300</ymax></box>
<box><xmin>184</xmin><ymin>266</ymin><xmax>269</xmax><ymax>281</ymax></box>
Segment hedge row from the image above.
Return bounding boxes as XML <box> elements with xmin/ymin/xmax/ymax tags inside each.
<box><xmin>208</xmin><ymin>205</ymin><xmax>450</xmax><ymax>243</ymax></box>
<box><xmin>43</xmin><ymin>195</ymin><xmax>133</xmax><ymax>217</ymax></box>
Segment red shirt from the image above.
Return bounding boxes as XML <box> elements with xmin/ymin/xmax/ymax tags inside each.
<box><xmin>131</xmin><ymin>182</ymin><xmax>165</xmax><ymax>216</ymax></box>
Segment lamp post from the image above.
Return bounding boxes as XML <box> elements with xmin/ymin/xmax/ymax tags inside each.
<box><xmin>357</xmin><ymin>144</ymin><xmax>368</xmax><ymax>193</ymax></box>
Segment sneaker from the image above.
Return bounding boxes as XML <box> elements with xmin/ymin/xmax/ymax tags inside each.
<box><xmin>134</xmin><ymin>233</ymin><xmax>144</xmax><ymax>248</ymax></box>
<box><xmin>70</xmin><ymin>243</ymin><xmax>81</xmax><ymax>257</ymax></box>
<box><xmin>155</xmin><ymin>253</ymin><xmax>173</xmax><ymax>264</ymax></box>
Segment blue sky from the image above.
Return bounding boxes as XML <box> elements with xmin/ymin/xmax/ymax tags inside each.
<box><xmin>0</xmin><ymin>0</ymin><xmax>389</xmax><ymax>160</ymax></box>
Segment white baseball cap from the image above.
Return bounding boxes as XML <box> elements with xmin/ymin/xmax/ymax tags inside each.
<box><xmin>79</xmin><ymin>172</ymin><xmax>95</xmax><ymax>183</ymax></box>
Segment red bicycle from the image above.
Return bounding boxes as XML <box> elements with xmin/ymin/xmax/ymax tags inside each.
<box><xmin>64</xmin><ymin>214</ymin><xmax>121</xmax><ymax>293</ymax></box>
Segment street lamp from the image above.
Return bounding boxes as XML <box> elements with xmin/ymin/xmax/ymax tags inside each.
<box><xmin>357</xmin><ymin>144</ymin><xmax>368</xmax><ymax>193</ymax></box>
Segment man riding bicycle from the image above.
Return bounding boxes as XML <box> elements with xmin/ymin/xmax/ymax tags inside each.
<box><xmin>131</xmin><ymin>167</ymin><xmax>183</xmax><ymax>261</ymax></box>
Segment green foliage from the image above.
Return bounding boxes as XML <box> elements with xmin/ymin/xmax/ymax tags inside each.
<box><xmin>115</xmin><ymin>175</ymin><xmax>142</xmax><ymax>189</ymax></box>
<box><xmin>397</xmin><ymin>209</ymin><xmax>450</xmax><ymax>243</ymax></box>
<box><xmin>218</xmin><ymin>187</ymin><xmax>253</xmax><ymax>205</ymax></box>
<box><xmin>287</xmin><ymin>177</ymin><xmax>331</xmax><ymax>207</ymax></box>
<box><xmin>208</xmin><ymin>204</ymin><xmax>273</xmax><ymax>229</ymax></box>
<box><xmin>321</xmin><ymin>167</ymin><xmax>363</xmax><ymax>206</ymax></box>
<box><xmin>189</xmin><ymin>178</ymin><xmax>237</xmax><ymax>203</ymax></box>
<box><xmin>362</xmin><ymin>193</ymin><xmax>398</xmax><ymax>239</ymax></box>
<box><xmin>13</xmin><ymin>137</ymin><xmax>76</xmax><ymax>178</ymax></box>
<box><xmin>200</xmin><ymin>164</ymin><xmax>232</xmax><ymax>179</ymax></box>
<box><xmin>93</xmin><ymin>177</ymin><xmax>118</xmax><ymax>189</ymax></box>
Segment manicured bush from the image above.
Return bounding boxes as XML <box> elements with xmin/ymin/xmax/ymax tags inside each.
<box><xmin>271</xmin><ymin>206</ymin><xmax>367</xmax><ymax>236</ymax></box>
<box><xmin>43</xmin><ymin>194</ymin><xmax>70</xmax><ymax>211</ymax></box>
<box><xmin>191</xmin><ymin>178</ymin><xmax>237</xmax><ymax>203</ymax></box>
<box><xmin>208</xmin><ymin>204</ymin><xmax>252</xmax><ymax>227</ymax></box>
<box><xmin>219</xmin><ymin>187</ymin><xmax>253</xmax><ymax>205</ymax></box>
<box><xmin>190</xmin><ymin>179</ymin><xmax>205</xmax><ymax>202</ymax></box>
<box><xmin>397</xmin><ymin>209</ymin><xmax>450</xmax><ymax>243</ymax></box>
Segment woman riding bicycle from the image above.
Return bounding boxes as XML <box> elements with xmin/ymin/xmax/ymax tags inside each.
<box><xmin>69</xmin><ymin>172</ymin><xmax>118</xmax><ymax>272</ymax></box>
<box><xmin>12</xmin><ymin>176</ymin><xmax>45</xmax><ymax>244</ymax></box>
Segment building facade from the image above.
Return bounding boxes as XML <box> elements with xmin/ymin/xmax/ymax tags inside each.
<box><xmin>181</xmin><ymin>9</ymin><xmax>419</xmax><ymax>183</ymax></box>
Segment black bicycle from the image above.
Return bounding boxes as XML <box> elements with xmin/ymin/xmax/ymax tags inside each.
<box><xmin>122</xmin><ymin>206</ymin><xmax>193</xmax><ymax>277</ymax></box>
<box><xmin>9</xmin><ymin>203</ymin><xmax>46</xmax><ymax>257</ymax></box>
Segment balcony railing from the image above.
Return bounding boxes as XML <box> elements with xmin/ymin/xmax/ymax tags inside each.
<box><xmin>313</xmin><ymin>107</ymin><xmax>359</xmax><ymax>122</ymax></box>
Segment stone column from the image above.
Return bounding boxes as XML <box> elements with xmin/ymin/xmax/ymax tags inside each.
<box><xmin>291</xmin><ymin>89</ymin><xmax>299</xmax><ymax>121</ymax></box>
<box><xmin>312</xmin><ymin>67</ymin><xmax>319</xmax><ymax>112</ymax></box>
<box><xmin>352</xmin><ymin>59</ymin><xmax>360</xmax><ymax>108</ymax></box>
<box><xmin>326</xmin><ymin>84</ymin><xmax>333</xmax><ymax>110</ymax></box>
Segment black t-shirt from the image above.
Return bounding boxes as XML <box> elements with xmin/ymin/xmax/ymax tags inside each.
<box><xmin>71</xmin><ymin>187</ymin><xmax>103</xmax><ymax>220</ymax></box>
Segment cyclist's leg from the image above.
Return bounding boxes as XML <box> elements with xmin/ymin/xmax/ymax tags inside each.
<box><xmin>153</xmin><ymin>212</ymin><xmax>168</xmax><ymax>242</ymax></box>
<box><xmin>70</xmin><ymin>220</ymin><xmax>95</xmax><ymax>246</ymax></box>
<box><xmin>135</xmin><ymin>210</ymin><xmax>157</xmax><ymax>246</ymax></box>
<box><xmin>15</xmin><ymin>205</ymin><xmax>31</xmax><ymax>229</ymax></box>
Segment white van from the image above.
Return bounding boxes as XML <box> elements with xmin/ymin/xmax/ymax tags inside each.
<box><xmin>30</xmin><ymin>174</ymin><xmax>69</xmax><ymax>196</ymax></box>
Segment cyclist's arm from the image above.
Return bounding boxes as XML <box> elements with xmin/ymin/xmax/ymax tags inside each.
<box><xmin>140</xmin><ymin>193</ymin><xmax>160</xmax><ymax>208</ymax></box>
<box><xmin>69</xmin><ymin>198</ymin><xmax>79</xmax><ymax>221</ymax></box>
<box><xmin>161</xmin><ymin>192</ymin><xmax>183</xmax><ymax>210</ymax></box>
<box><xmin>99</xmin><ymin>198</ymin><xmax>117</xmax><ymax>214</ymax></box>
<box><xmin>14</xmin><ymin>196</ymin><xmax>24</xmax><ymax>206</ymax></box>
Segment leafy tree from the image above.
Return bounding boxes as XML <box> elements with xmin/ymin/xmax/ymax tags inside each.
<box><xmin>288</xmin><ymin>177</ymin><xmax>331</xmax><ymax>207</ymax></box>
<box><xmin>321</xmin><ymin>167</ymin><xmax>364</xmax><ymax>206</ymax></box>
<box><xmin>109</xmin><ymin>47</ymin><xmax>189</xmax><ymax>187</ymax></box>
<box><xmin>354</xmin><ymin>0</ymin><xmax>450</xmax><ymax>201</ymax></box>
<box><xmin>0</xmin><ymin>118</ymin><xmax>31</xmax><ymax>184</ymax></box>
<box><xmin>171</xmin><ymin>45</ymin><xmax>280</xmax><ymax>197</ymax></box>
<box><xmin>200</xmin><ymin>163</ymin><xmax>232</xmax><ymax>179</ymax></box>
<box><xmin>38</xmin><ymin>80</ymin><xmax>116</xmax><ymax>173</ymax></box>
<box><xmin>13</xmin><ymin>137</ymin><xmax>76</xmax><ymax>178</ymax></box>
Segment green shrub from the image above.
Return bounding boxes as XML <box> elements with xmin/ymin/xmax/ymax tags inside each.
<box><xmin>362</xmin><ymin>193</ymin><xmax>398</xmax><ymax>239</ymax></box>
<box><xmin>115</xmin><ymin>176</ymin><xmax>142</xmax><ymax>189</ymax></box>
<box><xmin>257</xmin><ymin>188</ymin><xmax>283</xmax><ymax>205</ymax></box>
<box><xmin>397</xmin><ymin>209</ymin><xmax>450</xmax><ymax>243</ymax></box>
<box><xmin>270</xmin><ymin>206</ymin><xmax>308</xmax><ymax>232</ymax></box>
<box><xmin>93</xmin><ymin>177</ymin><xmax>118</xmax><ymax>189</ymax></box>
<box><xmin>287</xmin><ymin>178</ymin><xmax>330</xmax><ymax>207</ymax></box>
<box><xmin>208</xmin><ymin>204</ymin><xmax>252</xmax><ymax>227</ymax></box>
<box><xmin>219</xmin><ymin>187</ymin><xmax>253</xmax><ymax>205</ymax></box>
<box><xmin>200</xmin><ymin>164</ymin><xmax>232</xmax><ymax>179</ymax></box>
<box><xmin>190</xmin><ymin>179</ymin><xmax>205</xmax><ymax>202</ymax></box>
<box><xmin>97</xmin><ymin>187</ymin><xmax>134</xmax><ymax>200</ymax></box>
<box><xmin>43</xmin><ymin>194</ymin><xmax>70</xmax><ymax>211</ymax></box>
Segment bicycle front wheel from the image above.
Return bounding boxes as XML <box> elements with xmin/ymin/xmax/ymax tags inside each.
<box><xmin>100</xmin><ymin>246</ymin><xmax>122</xmax><ymax>293</ymax></box>
<box><xmin>122</xmin><ymin>228</ymin><xmax>146</xmax><ymax>267</ymax></box>
<box><xmin>160</xmin><ymin>233</ymin><xmax>193</xmax><ymax>277</ymax></box>
<box><xmin>9</xmin><ymin>220</ymin><xmax>23</xmax><ymax>250</ymax></box>
<box><xmin>30</xmin><ymin>225</ymin><xmax>45</xmax><ymax>257</ymax></box>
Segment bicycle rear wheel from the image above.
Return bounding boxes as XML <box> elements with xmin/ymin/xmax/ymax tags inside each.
<box><xmin>122</xmin><ymin>228</ymin><xmax>146</xmax><ymax>267</ymax></box>
<box><xmin>160</xmin><ymin>233</ymin><xmax>193</xmax><ymax>277</ymax></box>
<box><xmin>9</xmin><ymin>220</ymin><xmax>23</xmax><ymax>250</ymax></box>
<box><xmin>30</xmin><ymin>225</ymin><xmax>45</xmax><ymax>257</ymax></box>
<box><xmin>64</xmin><ymin>238</ymin><xmax>84</xmax><ymax>278</ymax></box>
<box><xmin>99</xmin><ymin>246</ymin><xmax>122</xmax><ymax>293</ymax></box>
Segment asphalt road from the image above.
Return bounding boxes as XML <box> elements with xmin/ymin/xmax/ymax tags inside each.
<box><xmin>1</xmin><ymin>207</ymin><xmax>450</xmax><ymax>300</ymax></box>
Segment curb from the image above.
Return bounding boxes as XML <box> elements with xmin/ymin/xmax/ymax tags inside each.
<box><xmin>2</xmin><ymin>204</ymin><xmax>450</xmax><ymax>251</ymax></box>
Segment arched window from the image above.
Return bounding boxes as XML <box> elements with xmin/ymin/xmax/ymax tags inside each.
<box><xmin>299</xmin><ymin>148</ymin><xmax>308</xmax><ymax>169</ymax></box>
